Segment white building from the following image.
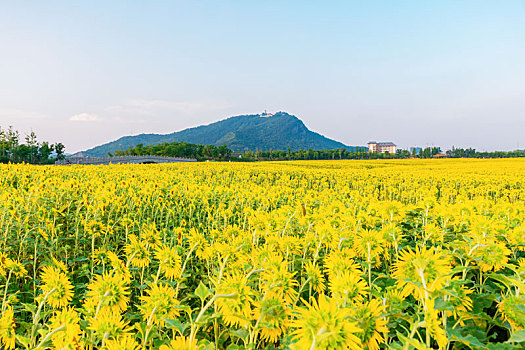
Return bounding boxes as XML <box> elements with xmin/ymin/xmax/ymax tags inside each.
<box><xmin>368</xmin><ymin>141</ymin><xmax>396</xmax><ymax>154</ymax></box>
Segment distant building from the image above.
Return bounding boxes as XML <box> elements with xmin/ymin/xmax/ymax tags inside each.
<box><xmin>368</xmin><ymin>141</ymin><xmax>396</xmax><ymax>154</ymax></box>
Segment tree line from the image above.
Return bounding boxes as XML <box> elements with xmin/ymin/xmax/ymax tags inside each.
<box><xmin>240</xmin><ymin>146</ymin><xmax>525</xmax><ymax>160</ymax></box>
<box><xmin>112</xmin><ymin>142</ymin><xmax>232</xmax><ymax>161</ymax></box>
<box><xmin>242</xmin><ymin>147</ymin><xmax>446</xmax><ymax>160</ymax></box>
<box><xmin>445</xmin><ymin>147</ymin><xmax>525</xmax><ymax>158</ymax></box>
<box><xmin>112</xmin><ymin>142</ymin><xmax>525</xmax><ymax>161</ymax></box>
<box><xmin>391</xmin><ymin>147</ymin><xmax>524</xmax><ymax>160</ymax></box>
<box><xmin>0</xmin><ymin>126</ymin><xmax>65</xmax><ymax>164</ymax></box>
<box><xmin>242</xmin><ymin>148</ymin><xmax>371</xmax><ymax>160</ymax></box>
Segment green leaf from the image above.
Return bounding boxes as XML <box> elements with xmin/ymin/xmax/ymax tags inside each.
<box><xmin>195</xmin><ymin>311</ymin><xmax>219</xmax><ymax>325</ymax></box>
<box><xmin>434</xmin><ymin>297</ymin><xmax>455</xmax><ymax>312</ymax></box>
<box><xmin>226</xmin><ymin>345</ymin><xmax>244</xmax><ymax>350</ymax></box>
<box><xmin>198</xmin><ymin>339</ymin><xmax>216</xmax><ymax>350</ymax></box>
<box><xmin>486</xmin><ymin>343</ymin><xmax>520</xmax><ymax>349</ymax></box>
<box><xmin>194</xmin><ymin>281</ymin><xmax>211</xmax><ymax>302</ymax></box>
<box><xmin>451</xmin><ymin>265</ymin><xmax>470</xmax><ymax>274</ymax></box>
<box><xmin>164</xmin><ymin>318</ymin><xmax>189</xmax><ymax>336</ymax></box>
<box><xmin>171</xmin><ymin>304</ymin><xmax>192</xmax><ymax>315</ymax></box>
<box><xmin>396</xmin><ymin>332</ymin><xmax>432</xmax><ymax>350</ymax></box>
<box><xmin>230</xmin><ymin>328</ymin><xmax>249</xmax><ymax>342</ymax></box>
<box><xmin>487</xmin><ymin>273</ymin><xmax>515</xmax><ymax>290</ymax></box>
<box><xmin>448</xmin><ymin>327</ymin><xmax>487</xmax><ymax>348</ymax></box>
<box><xmin>134</xmin><ymin>321</ymin><xmax>148</xmax><ymax>339</ymax></box>
<box><xmin>21</xmin><ymin>302</ymin><xmax>37</xmax><ymax>313</ymax></box>
<box><xmin>471</xmin><ymin>293</ymin><xmax>495</xmax><ymax>314</ymax></box>
<box><xmin>15</xmin><ymin>334</ymin><xmax>31</xmax><ymax>348</ymax></box>
<box><xmin>507</xmin><ymin>330</ymin><xmax>525</xmax><ymax>343</ymax></box>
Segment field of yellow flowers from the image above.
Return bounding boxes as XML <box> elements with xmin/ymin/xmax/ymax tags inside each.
<box><xmin>0</xmin><ymin>159</ymin><xmax>524</xmax><ymax>349</ymax></box>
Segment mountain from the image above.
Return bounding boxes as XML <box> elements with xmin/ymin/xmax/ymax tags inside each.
<box><xmin>80</xmin><ymin>112</ymin><xmax>359</xmax><ymax>156</ymax></box>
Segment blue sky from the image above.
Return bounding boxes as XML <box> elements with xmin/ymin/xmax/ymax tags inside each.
<box><xmin>1</xmin><ymin>1</ymin><xmax>524</xmax><ymax>152</ymax></box>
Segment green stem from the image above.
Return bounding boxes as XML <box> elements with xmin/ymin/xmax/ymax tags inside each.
<box><xmin>31</xmin><ymin>288</ymin><xmax>56</xmax><ymax>347</ymax></box>
<box><xmin>142</xmin><ymin>306</ymin><xmax>158</xmax><ymax>347</ymax></box>
<box><xmin>35</xmin><ymin>324</ymin><xmax>65</xmax><ymax>349</ymax></box>
<box><xmin>154</xmin><ymin>259</ymin><xmax>167</xmax><ymax>284</ymax></box>
<box><xmin>292</xmin><ymin>277</ymin><xmax>311</xmax><ymax>309</ymax></box>
<box><xmin>2</xmin><ymin>271</ymin><xmax>13</xmax><ymax>311</ymax></box>
<box><xmin>403</xmin><ymin>321</ymin><xmax>424</xmax><ymax>350</ymax></box>
<box><xmin>189</xmin><ymin>293</ymin><xmax>235</xmax><ymax>345</ymax></box>
<box><xmin>175</xmin><ymin>243</ymin><xmax>198</xmax><ymax>297</ymax></box>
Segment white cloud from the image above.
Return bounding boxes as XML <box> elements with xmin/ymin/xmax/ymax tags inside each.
<box><xmin>104</xmin><ymin>99</ymin><xmax>232</xmax><ymax>117</ymax></box>
<box><xmin>69</xmin><ymin>113</ymin><xmax>101</xmax><ymax>122</ymax></box>
<box><xmin>0</xmin><ymin>108</ymin><xmax>45</xmax><ymax>121</ymax></box>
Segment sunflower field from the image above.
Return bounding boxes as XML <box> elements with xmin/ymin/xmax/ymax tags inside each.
<box><xmin>0</xmin><ymin>159</ymin><xmax>524</xmax><ymax>349</ymax></box>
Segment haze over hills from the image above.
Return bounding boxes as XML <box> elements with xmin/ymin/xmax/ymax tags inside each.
<box><xmin>80</xmin><ymin>112</ymin><xmax>362</xmax><ymax>156</ymax></box>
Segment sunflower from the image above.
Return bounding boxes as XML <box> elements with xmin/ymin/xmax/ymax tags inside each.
<box><xmin>215</xmin><ymin>272</ymin><xmax>254</xmax><ymax>328</ymax></box>
<box><xmin>354</xmin><ymin>230</ymin><xmax>386</xmax><ymax>267</ymax></box>
<box><xmin>425</xmin><ymin>300</ymin><xmax>448</xmax><ymax>349</ymax></box>
<box><xmin>474</xmin><ymin>239</ymin><xmax>511</xmax><ymax>272</ymax></box>
<box><xmin>88</xmin><ymin>308</ymin><xmax>132</xmax><ymax>341</ymax></box>
<box><xmin>258</xmin><ymin>250</ymin><xmax>285</xmax><ymax>273</ymax></box>
<box><xmin>159</xmin><ymin>336</ymin><xmax>198</xmax><ymax>350</ymax></box>
<box><xmin>0</xmin><ymin>307</ymin><xmax>15</xmax><ymax>350</ymax></box>
<box><xmin>507</xmin><ymin>226</ymin><xmax>525</xmax><ymax>251</ymax></box>
<box><xmin>252</xmin><ymin>292</ymin><xmax>291</xmax><ymax>343</ymax></box>
<box><xmin>106</xmin><ymin>251</ymin><xmax>119</xmax><ymax>262</ymax></box>
<box><xmin>187</xmin><ymin>228</ymin><xmax>210</xmax><ymax>260</ymax></box>
<box><xmin>141</xmin><ymin>223</ymin><xmax>161</xmax><ymax>249</ymax></box>
<box><xmin>155</xmin><ymin>245</ymin><xmax>182</xmax><ymax>280</ymax></box>
<box><xmin>49</xmin><ymin>307</ymin><xmax>82</xmax><ymax>349</ymax></box>
<box><xmin>173</xmin><ymin>226</ymin><xmax>184</xmax><ymax>245</ymax></box>
<box><xmin>381</xmin><ymin>223</ymin><xmax>403</xmax><ymax>250</ymax></box>
<box><xmin>51</xmin><ymin>257</ymin><xmax>68</xmax><ymax>274</ymax></box>
<box><xmin>108</xmin><ymin>254</ymin><xmax>132</xmax><ymax>284</ymax></box>
<box><xmin>40</xmin><ymin>266</ymin><xmax>74</xmax><ymax>309</ymax></box>
<box><xmin>104</xmin><ymin>334</ymin><xmax>141</xmax><ymax>350</ymax></box>
<box><xmin>499</xmin><ymin>294</ymin><xmax>525</xmax><ymax>331</ymax></box>
<box><xmin>513</xmin><ymin>258</ymin><xmax>525</xmax><ymax>280</ymax></box>
<box><xmin>427</xmin><ymin>223</ymin><xmax>445</xmax><ymax>243</ymax></box>
<box><xmin>85</xmin><ymin>220</ymin><xmax>107</xmax><ymax>237</ymax></box>
<box><xmin>5</xmin><ymin>259</ymin><xmax>26</xmax><ymax>278</ymax></box>
<box><xmin>384</xmin><ymin>288</ymin><xmax>407</xmax><ymax>313</ymax></box>
<box><xmin>324</xmin><ymin>251</ymin><xmax>362</xmax><ymax>280</ymax></box>
<box><xmin>351</xmin><ymin>299</ymin><xmax>388</xmax><ymax>350</ymax></box>
<box><xmin>86</xmin><ymin>272</ymin><xmax>130</xmax><ymax>314</ymax></box>
<box><xmin>227</xmin><ymin>247</ymin><xmax>252</xmax><ymax>273</ymax></box>
<box><xmin>0</xmin><ymin>253</ymin><xmax>9</xmax><ymax>277</ymax></box>
<box><xmin>381</xmin><ymin>202</ymin><xmax>403</xmax><ymax>222</ymax></box>
<box><xmin>278</xmin><ymin>235</ymin><xmax>302</xmax><ymax>257</ymax></box>
<box><xmin>92</xmin><ymin>248</ymin><xmax>110</xmax><ymax>266</ymax></box>
<box><xmin>392</xmin><ymin>246</ymin><xmax>451</xmax><ymax>300</ymax></box>
<box><xmin>211</xmin><ymin>241</ymin><xmax>236</xmax><ymax>262</ymax></box>
<box><xmin>261</xmin><ymin>262</ymin><xmax>298</xmax><ymax>304</ymax></box>
<box><xmin>329</xmin><ymin>271</ymin><xmax>368</xmax><ymax>307</ymax></box>
<box><xmin>304</xmin><ymin>261</ymin><xmax>326</xmax><ymax>294</ymax></box>
<box><xmin>291</xmin><ymin>294</ymin><xmax>362</xmax><ymax>350</ymax></box>
<box><xmin>140</xmin><ymin>282</ymin><xmax>180</xmax><ymax>326</ymax></box>
<box><xmin>446</xmin><ymin>280</ymin><xmax>473</xmax><ymax>321</ymax></box>
<box><xmin>124</xmin><ymin>234</ymin><xmax>151</xmax><ymax>268</ymax></box>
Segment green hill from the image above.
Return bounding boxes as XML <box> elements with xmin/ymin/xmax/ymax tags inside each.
<box><xmin>80</xmin><ymin>112</ymin><xmax>360</xmax><ymax>156</ymax></box>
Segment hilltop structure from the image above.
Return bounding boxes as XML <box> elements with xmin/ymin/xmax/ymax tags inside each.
<box><xmin>368</xmin><ymin>141</ymin><xmax>397</xmax><ymax>154</ymax></box>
